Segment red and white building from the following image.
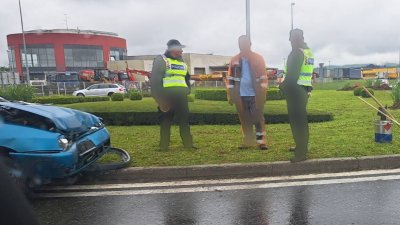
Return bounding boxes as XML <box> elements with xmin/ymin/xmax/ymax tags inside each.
<box><xmin>7</xmin><ymin>29</ymin><xmax>127</xmax><ymax>81</ymax></box>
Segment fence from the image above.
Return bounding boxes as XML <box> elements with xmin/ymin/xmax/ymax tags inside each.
<box><xmin>0</xmin><ymin>78</ymin><xmax>337</xmax><ymax>97</ymax></box>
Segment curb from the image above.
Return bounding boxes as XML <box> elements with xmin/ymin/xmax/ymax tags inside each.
<box><xmin>82</xmin><ymin>155</ymin><xmax>400</xmax><ymax>183</ymax></box>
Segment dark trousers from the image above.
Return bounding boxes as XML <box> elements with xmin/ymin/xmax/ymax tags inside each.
<box><xmin>236</xmin><ymin>96</ymin><xmax>266</xmax><ymax>146</ymax></box>
<box><xmin>159</xmin><ymin>92</ymin><xmax>193</xmax><ymax>149</ymax></box>
<box><xmin>285</xmin><ymin>85</ymin><xmax>309</xmax><ymax>157</ymax></box>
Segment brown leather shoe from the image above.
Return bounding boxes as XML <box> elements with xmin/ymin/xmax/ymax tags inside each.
<box><xmin>259</xmin><ymin>144</ymin><xmax>269</xmax><ymax>151</ymax></box>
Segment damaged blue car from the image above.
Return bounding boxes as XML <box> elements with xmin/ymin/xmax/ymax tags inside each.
<box><xmin>0</xmin><ymin>100</ymin><xmax>112</xmax><ymax>185</ymax></box>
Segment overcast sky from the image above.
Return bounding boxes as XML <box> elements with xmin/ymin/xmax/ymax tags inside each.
<box><xmin>0</xmin><ymin>0</ymin><xmax>399</xmax><ymax>68</ymax></box>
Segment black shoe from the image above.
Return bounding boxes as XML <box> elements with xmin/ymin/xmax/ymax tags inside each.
<box><xmin>289</xmin><ymin>147</ymin><xmax>296</xmax><ymax>152</ymax></box>
<box><xmin>290</xmin><ymin>156</ymin><xmax>307</xmax><ymax>163</ymax></box>
<box><xmin>238</xmin><ymin>145</ymin><xmax>251</xmax><ymax>150</ymax></box>
<box><xmin>159</xmin><ymin>147</ymin><xmax>169</xmax><ymax>151</ymax></box>
<box><xmin>259</xmin><ymin>144</ymin><xmax>269</xmax><ymax>151</ymax></box>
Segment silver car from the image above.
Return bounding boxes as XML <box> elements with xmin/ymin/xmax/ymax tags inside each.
<box><xmin>73</xmin><ymin>84</ymin><xmax>127</xmax><ymax>97</ymax></box>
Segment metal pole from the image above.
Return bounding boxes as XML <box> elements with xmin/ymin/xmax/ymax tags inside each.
<box><xmin>246</xmin><ymin>0</ymin><xmax>251</xmax><ymax>39</ymax></box>
<box><xmin>291</xmin><ymin>2</ymin><xmax>295</xmax><ymax>30</ymax></box>
<box><xmin>18</xmin><ymin>0</ymin><xmax>30</xmax><ymax>85</ymax></box>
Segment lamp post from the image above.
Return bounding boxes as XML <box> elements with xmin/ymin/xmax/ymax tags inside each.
<box><xmin>246</xmin><ymin>0</ymin><xmax>251</xmax><ymax>39</ymax></box>
<box><xmin>291</xmin><ymin>2</ymin><xmax>295</xmax><ymax>30</ymax></box>
<box><xmin>18</xmin><ymin>0</ymin><xmax>30</xmax><ymax>85</ymax></box>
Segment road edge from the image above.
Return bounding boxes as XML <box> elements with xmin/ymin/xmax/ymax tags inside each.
<box><xmin>82</xmin><ymin>155</ymin><xmax>400</xmax><ymax>183</ymax></box>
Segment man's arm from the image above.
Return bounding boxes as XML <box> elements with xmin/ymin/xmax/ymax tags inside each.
<box><xmin>286</xmin><ymin>49</ymin><xmax>304</xmax><ymax>86</ymax></box>
<box><xmin>150</xmin><ymin>56</ymin><xmax>166</xmax><ymax>103</ymax></box>
<box><xmin>185</xmin><ymin>71</ymin><xmax>191</xmax><ymax>94</ymax></box>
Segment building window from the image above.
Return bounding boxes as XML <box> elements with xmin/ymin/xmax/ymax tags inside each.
<box><xmin>64</xmin><ymin>45</ymin><xmax>104</xmax><ymax>68</ymax></box>
<box><xmin>194</xmin><ymin>67</ymin><xmax>206</xmax><ymax>75</ymax></box>
<box><xmin>20</xmin><ymin>44</ymin><xmax>56</xmax><ymax>68</ymax></box>
<box><xmin>110</xmin><ymin>48</ymin><xmax>126</xmax><ymax>61</ymax></box>
<box><xmin>7</xmin><ymin>47</ymin><xmax>16</xmax><ymax>70</ymax></box>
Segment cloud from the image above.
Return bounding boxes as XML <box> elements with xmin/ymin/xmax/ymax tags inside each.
<box><xmin>1</xmin><ymin>0</ymin><xmax>399</xmax><ymax>69</ymax></box>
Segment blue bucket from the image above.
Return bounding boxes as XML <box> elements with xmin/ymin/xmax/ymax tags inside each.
<box><xmin>375</xmin><ymin>120</ymin><xmax>392</xmax><ymax>143</ymax></box>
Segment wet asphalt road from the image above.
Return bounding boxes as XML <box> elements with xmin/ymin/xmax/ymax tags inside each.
<box><xmin>31</xmin><ymin>170</ymin><xmax>400</xmax><ymax>225</ymax></box>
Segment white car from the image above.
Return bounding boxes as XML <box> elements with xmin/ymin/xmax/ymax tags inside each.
<box><xmin>73</xmin><ymin>83</ymin><xmax>127</xmax><ymax>97</ymax></box>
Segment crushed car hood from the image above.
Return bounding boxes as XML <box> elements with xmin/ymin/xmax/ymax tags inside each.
<box><xmin>0</xmin><ymin>102</ymin><xmax>101</xmax><ymax>134</ymax></box>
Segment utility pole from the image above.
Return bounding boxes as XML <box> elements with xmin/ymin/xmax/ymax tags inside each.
<box><xmin>246</xmin><ymin>0</ymin><xmax>251</xmax><ymax>39</ymax></box>
<box><xmin>64</xmin><ymin>14</ymin><xmax>69</xmax><ymax>30</ymax></box>
<box><xmin>18</xmin><ymin>0</ymin><xmax>30</xmax><ymax>85</ymax></box>
<box><xmin>291</xmin><ymin>2</ymin><xmax>295</xmax><ymax>30</ymax></box>
<box><xmin>283</xmin><ymin>58</ymin><xmax>286</xmax><ymax>70</ymax></box>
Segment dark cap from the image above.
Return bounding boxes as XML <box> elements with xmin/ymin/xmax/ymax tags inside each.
<box><xmin>289</xmin><ymin>29</ymin><xmax>304</xmax><ymax>40</ymax></box>
<box><xmin>167</xmin><ymin>39</ymin><xmax>186</xmax><ymax>50</ymax></box>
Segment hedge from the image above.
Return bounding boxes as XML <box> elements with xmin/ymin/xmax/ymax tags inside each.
<box><xmin>195</xmin><ymin>88</ymin><xmax>285</xmax><ymax>101</ymax></box>
<box><xmin>187</xmin><ymin>94</ymin><xmax>195</xmax><ymax>102</ymax></box>
<box><xmin>34</xmin><ymin>96</ymin><xmax>110</xmax><ymax>104</ymax></box>
<box><xmin>129</xmin><ymin>92</ymin><xmax>143</xmax><ymax>101</ymax></box>
<box><xmin>267</xmin><ymin>88</ymin><xmax>285</xmax><ymax>100</ymax></box>
<box><xmin>111</xmin><ymin>93</ymin><xmax>124</xmax><ymax>101</ymax></box>
<box><xmin>195</xmin><ymin>89</ymin><xmax>227</xmax><ymax>101</ymax></box>
<box><xmin>91</xmin><ymin>111</ymin><xmax>333</xmax><ymax>125</ymax></box>
<box><xmin>0</xmin><ymin>85</ymin><xmax>36</xmax><ymax>102</ymax></box>
<box><xmin>353</xmin><ymin>87</ymin><xmax>363</xmax><ymax>96</ymax></box>
<box><xmin>360</xmin><ymin>88</ymin><xmax>374</xmax><ymax>98</ymax></box>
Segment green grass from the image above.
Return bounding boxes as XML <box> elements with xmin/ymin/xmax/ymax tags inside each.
<box><xmin>85</xmin><ymin>90</ymin><xmax>400</xmax><ymax>167</ymax></box>
<box><xmin>61</xmin><ymin>97</ymin><xmax>328</xmax><ymax>116</ymax></box>
<box><xmin>313</xmin><ymin>80</ymin><xmax>364</xmax><ymax>90</ymax></box>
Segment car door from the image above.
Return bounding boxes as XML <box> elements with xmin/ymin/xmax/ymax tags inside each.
<box><xmin>98</xmin><ymin>84</ymin><xmax>111</xmax><ymax>96</ymax></box>
<box><xmin>86</xmin><ymin>84</ymin><xmax>100</xmax><ymax>96</ymax></box>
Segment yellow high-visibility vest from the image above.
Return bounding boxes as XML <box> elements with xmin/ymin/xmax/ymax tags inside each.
<box><xmin>284</xmin><ymin>48</ymin><xmax>314</xmax><ymax>86</ymax></box>
<box><xmin>161</xmin><ymin>55</ymin><xmax>188</xmax><ymax>88</ymax></box>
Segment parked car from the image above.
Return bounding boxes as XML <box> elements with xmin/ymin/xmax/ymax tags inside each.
<box><xmin>72</xmin><ymin>83</ymin><xmax>126</xmax><ymax>97</ymax></box>
<box><xmin>0</xmin><ymin>100</ymin><xmax>111</xmax><ymax>186</ymax></box>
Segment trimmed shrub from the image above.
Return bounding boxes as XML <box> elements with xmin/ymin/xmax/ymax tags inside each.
<box><xmin>90</xmin><ymin>111</ymin><xmax>333</xmax><ymax>126</ymax></box>
<box><xmin>267</xmin><ymin>88</ymin><xmax>285</xmax><ymax>100</ymax></box>
<box><xmin>365</xmin><ymin>79</ymin><xmax>373</xmax><ymax>88</ymax></box>
<box><xmin>353</xmin><ymin>87</ymin><xmax>363</xmax><ymax>96</ymax></box>
<box><xmin>360</xmin><ymin>88</ymin><xmax>374</xmax><ymax>98</ymax></box>
<box><xmin>142</xmin><ymin>92</ymin><xmax>152</xmax><ymax>98</ymax></box>
<box><xmin>195</xmin><ymin>89</ymin><xmax>227</xmax><ymax>101</ymax></box>
<box><xmin>111</xmin><ymin>93</ymin><xmax>124</xmax><ymax>101</ymax></box>
<box><xmin>187</xmin><ymin>94</ymin><xmax>195</xmax><ymax>102</ymax></box>
<box><xmin>35</xmin><ymin>96</ymin><xmax>110</xmax><ymax>104</ymax></box>
<box><xmin>0</xmin><ymin>85</ymin><xmax>36</xmax><ymax>102</ymax></box>
<box><xmin>195</xmin><ymin>88</ymin><xmax>285</xmax><ymax>101</ymax></box>
<box><xmin>130</xmin><ymin>92</ymin><xmax>143</xmax><ymax>101</ymax></box>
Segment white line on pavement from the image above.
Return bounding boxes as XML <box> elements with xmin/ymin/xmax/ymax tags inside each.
<box><xmin>36</xmin><ymin>170</ymin><xmax>400</xmax><ymax>198</ymax></box>
<box><xmin>40</xmin><ymin>168</ymin><xmax>400</xmax><ymax>191</ymax></box>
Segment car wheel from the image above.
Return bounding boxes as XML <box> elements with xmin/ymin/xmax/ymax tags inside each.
<box><xmin>77</xmin><ymin>93</ymin><xmax>85</xmax><ymax>97</ymax></box>
<box><xmin>108</xmin><ymin>92</ymin><xmax>114</xmax><ymax>97</ymax></box>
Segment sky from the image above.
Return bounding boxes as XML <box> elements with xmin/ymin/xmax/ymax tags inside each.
<box><xmin>0</xmin><ymin>0</ymin><xmax>399</xmax><ymax>69</ymax></box>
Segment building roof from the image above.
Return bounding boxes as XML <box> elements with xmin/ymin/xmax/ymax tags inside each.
<box><xmin>20</xmin><ymin>29</ymin><xmax>119</xmax><ymax>37</ymax></box>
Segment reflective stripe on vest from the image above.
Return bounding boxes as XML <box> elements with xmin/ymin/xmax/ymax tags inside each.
<box><xmin>161</xmin><ymin>55</ymin><xmax>188</xmax><ymax>88</ymax></box>
<box><xmin>299</xmin><ymin>48</ymin><xmax>314</xmax><ymax>86</ymax></box>
<box><xmin>284</xmin><ymin>48</ymin><xmax>314</xmax><ymax>86</ymax></box>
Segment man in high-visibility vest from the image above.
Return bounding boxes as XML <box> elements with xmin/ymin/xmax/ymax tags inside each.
<box><xmin>227</xmin><ymin>35</ymin><xmax>268</xmax><ymax>150</ymax></box>
<box><xmin>150</xmin><ymin>39</ymin><xmax>195</xmax><ymax>151</ymax></box>
<box><xmin>281</xmin><ymin>29</ymin><xmax>314</xmax><ymax>163</ymax></box>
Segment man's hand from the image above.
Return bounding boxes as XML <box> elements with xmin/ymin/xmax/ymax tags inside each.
<box><xmin>308</xmin><ymin>92</ymin><xmax>312</xmax><ymax>98</ymax></box>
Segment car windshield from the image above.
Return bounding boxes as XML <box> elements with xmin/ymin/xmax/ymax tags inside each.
<box><xmin>0</xmin><ymin>105</ymin><xmax>56</xmax><ymax>132</ymax></box>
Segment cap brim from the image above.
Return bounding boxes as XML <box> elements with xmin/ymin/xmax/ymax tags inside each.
<box><xmin>168</xmin><ymin>45</ymin><xmax>186</xmax><ymax>50</ymax></box>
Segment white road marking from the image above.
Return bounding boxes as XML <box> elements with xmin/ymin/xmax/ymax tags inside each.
<box><xmin>36</xmin><ymin>169</ymin><xmax>400</xmax><ymax>198</ymax></box>
<box><xmin>41</xmin><ymin>168</ymin><xmax>400</xmax><ymax>191</ymax></box>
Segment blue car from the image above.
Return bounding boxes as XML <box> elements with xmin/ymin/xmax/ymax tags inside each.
<box><xmin>0</xmin><ymin>100</ymin><xmax>111</xmax><ymax>185</ymax></box>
